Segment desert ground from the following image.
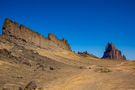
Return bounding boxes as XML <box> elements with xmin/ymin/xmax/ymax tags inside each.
<box><xmin>0</xmin><ymin>38</ymin><xmax>135</xmax><ymax>90</ymax></box>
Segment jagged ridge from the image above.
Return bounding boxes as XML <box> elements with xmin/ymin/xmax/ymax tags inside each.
<box><xmin>102</xmin><ymin>43</ymin><xmax>126</xmax><ymax>60</ymax></box>
<box><xmin>1</xmin><ymin>18</ymin><xmax>71</xmax><ymax>50</ymax></box>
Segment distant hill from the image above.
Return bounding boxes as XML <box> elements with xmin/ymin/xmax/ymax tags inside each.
<box><xmin>78</xmin><ymin>51</ymin><xmax>99</xmax><ymax>59</ymax></box>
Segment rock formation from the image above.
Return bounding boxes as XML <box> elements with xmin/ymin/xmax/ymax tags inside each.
<box><xmin>78</xmin><ymin>51</ymin><xmax>99</xmax><ymax>58</ymax></box>
<box><xmin>102</xmin><ymin>43</ymin><xmax>126</xmax><ymax>60</ymax></box>
<box><xmin>24</xmin><ymin>81</ymin><xmax>37</xmax><ymax>90</ymax></box>
<box><xmin>1</xmin><ymin>18</ymin><xmax>71</xmax><ymax>50</ymax></box>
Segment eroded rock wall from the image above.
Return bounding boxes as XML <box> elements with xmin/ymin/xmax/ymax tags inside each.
<box><xmin>1</xmin><ymin>18</ymin><xmax>71</xmax><ymax>50</ymax></box>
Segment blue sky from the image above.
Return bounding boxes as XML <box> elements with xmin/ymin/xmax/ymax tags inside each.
<box><xmin>0</xmin><ymin>0</ymin><xmax>135</xmax><ymax>60</ymax></box>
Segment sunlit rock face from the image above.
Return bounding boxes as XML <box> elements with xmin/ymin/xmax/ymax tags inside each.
<box><xmin>102</xmin><ymin>43</ymin><xmax>126</xmax><ymax>60</ymax></box>
<box><xmin>1</xmin><ymin>18</ymin><xmax>71</xmax><ymax>51</ymax></box>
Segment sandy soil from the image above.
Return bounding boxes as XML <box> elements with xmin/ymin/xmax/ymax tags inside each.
<box><xmin>0</xmin><ymin>40</ymin><xmax>135</xmax><ymax>90</ymax></box>
<box><xmin>44</xmin><ymin>68</ymin><xmax>135</xmax><ymax>90</ymax></box>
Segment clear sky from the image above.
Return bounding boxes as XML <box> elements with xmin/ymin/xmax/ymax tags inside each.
<box><xmin>0</xmin><ymin>0</ymin><xmax>135</xmax><ymax>60</ymax></box>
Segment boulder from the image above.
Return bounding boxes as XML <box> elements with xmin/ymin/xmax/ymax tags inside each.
<box><xmin>24</xmin><ymin>81</ymin><xmax>37</xmax><ymax>90</ymax></box>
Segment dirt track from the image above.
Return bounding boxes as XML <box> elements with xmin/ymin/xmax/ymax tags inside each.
<box><xmin>44</xmin><ymin>67</ymin><xmax>135</xmax><ymax>90</ymax></box>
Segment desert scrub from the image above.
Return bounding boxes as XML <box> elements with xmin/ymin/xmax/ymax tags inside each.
<box><xmin>94</xmin><ymin>67</ymin><xmax>111</xmax><ymax>73</ymax></box>
<box><xmin>90</xmin><ymin>65</ymin><xmax>111</xmax><ymax>73</ymax></box>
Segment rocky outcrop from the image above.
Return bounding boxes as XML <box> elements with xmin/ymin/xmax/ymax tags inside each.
<box><xmin>102</xmin><ymin>43</ymin><xmax>126</xmax><ymax>60</ymax></box>
<box><xmin>78</xmin><ymin>51</ymin><xmax>99</xmax><ymax>58</ymax></box>
<box><xmin>1</xmin><ymin>18</ymin><xmax>71</xmax><ymax>50</ymax></box>
<box><xmin>24</xmin><ymin>81</ymin><xmax>37</xmax><ymax>90</ymax></box>
<box><xmin>48</xmin><ymin>33</ymin><xmax>71</xmax><ymax>50</ymax></box>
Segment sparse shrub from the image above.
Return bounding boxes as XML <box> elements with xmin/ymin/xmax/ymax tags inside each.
<box><xmin>49</xmin><ymin>66</ymin><xmax>54</xmax><ymax>70</ymax></box>
<box><xmin>88</xmin><ymin>67</ymin><xmax>91</xmax><ymax>69</ymax></box>
<box><xmin>79</xmin><ymin>66</ymin><xmax>86</xmax><ymax>69</ymax></box>
<box><xmin>94</xmin><ymin>67</ymin><xmax>111</xmax><ymax>73</ymax></box>
<box><xmin>2</xmin><ymin>88</ymin><xmax>10</xmax><ymax>90</ymax></box>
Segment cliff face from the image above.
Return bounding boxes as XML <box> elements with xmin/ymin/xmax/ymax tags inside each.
<box><xmin>102</xmin><ymin>43</ymin><xmax>126</xmax><ymax>60</ymax></box>
<box><xmin>48</xmin><ymin>34</ymin><xmax>71</xmax><ymax>50</ymax></box>
<box><xmin>1</xmin><ymin>18</ymin><xmax>71</xmax><ymax>50</ymax></box>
